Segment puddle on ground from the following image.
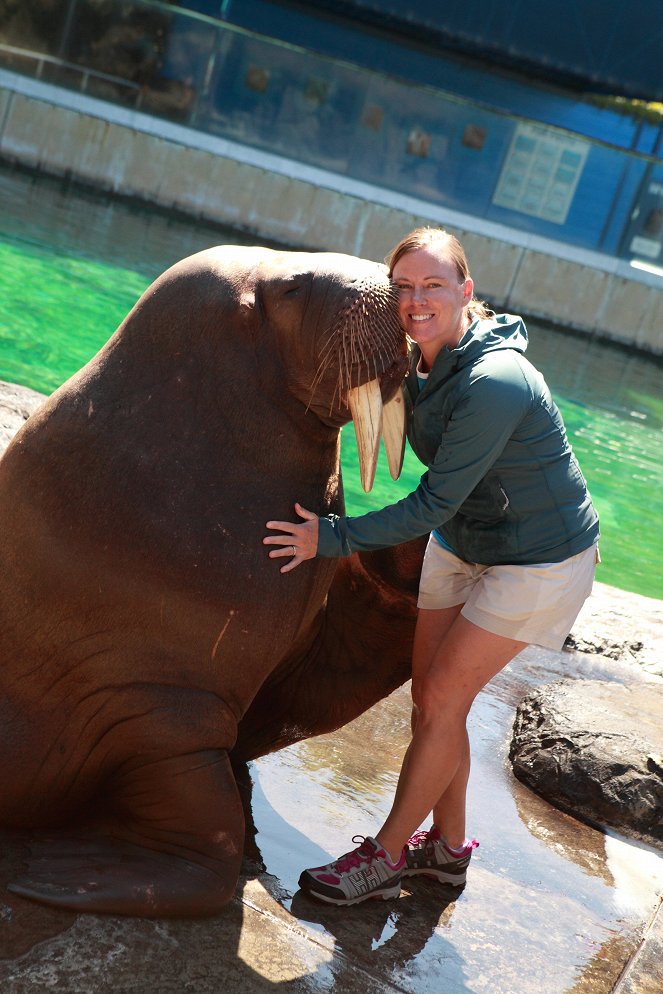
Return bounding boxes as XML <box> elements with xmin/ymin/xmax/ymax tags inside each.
<box><xmin>249</xmin><ymin>645</ymin><xmax>663</xmax><ymax>994</ymax></box>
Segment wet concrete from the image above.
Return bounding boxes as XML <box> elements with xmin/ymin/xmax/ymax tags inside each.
<box><xmin>0</xmin><ymin>382</ymin><xmax>660</xmax><ymax>990</ymax></box>
<box><xmin>1</xmin><ymin>639</ymin><xmax>661</xmax><ymax>994</ymax></box>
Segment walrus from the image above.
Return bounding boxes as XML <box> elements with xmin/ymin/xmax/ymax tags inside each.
<box><xmin>0</xmin><ymin>245</ymin><xmax>425</xmax><ymax>917</ymax></box>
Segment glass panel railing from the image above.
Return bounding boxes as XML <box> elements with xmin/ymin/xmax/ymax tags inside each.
<box><xmin>1</xmin><ymin>0</ymin><xmax>661</xmax><ymax>267</ymax></box>
<box><xmin>0</xmin><ymin>0</ymin><xmax>71</xmax><ymax>58</ymax></box>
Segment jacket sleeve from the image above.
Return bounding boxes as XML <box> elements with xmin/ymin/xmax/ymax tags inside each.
<box><xmin>317</xmin><ymin>360</ymin><xmax>530</xmax><ymax>557</ymax></box>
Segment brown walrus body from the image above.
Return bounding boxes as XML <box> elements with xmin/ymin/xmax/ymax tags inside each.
<box><xmin>0</xmin><ymin>246</ymin><xmax>424</xmax><ymax>917</ymax></box>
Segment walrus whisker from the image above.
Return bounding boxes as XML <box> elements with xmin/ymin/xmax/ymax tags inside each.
<box><xmin>310</xmin><ymin>357</ymin><xmax>333</xmax><ymax>399</ymax></box>
<box><xmin>309</xmin><ymin>355</ymin><xmax>334</xmax><ymax>402</ymax></box>
<box><xmin>309</xmin><ymin>278</ymin><xmax>404</xmax><ymax>414</ymax></box>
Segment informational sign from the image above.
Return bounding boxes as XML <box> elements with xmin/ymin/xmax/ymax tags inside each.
<box><xmin>628</xmin><ymin>180</ymin><xmax>663</xmax><ymax>262</ymax></box>
<box><xmin>493</xmin><ymin>123</ymin><xmax>588</xmax><ymax>224</ymax></box>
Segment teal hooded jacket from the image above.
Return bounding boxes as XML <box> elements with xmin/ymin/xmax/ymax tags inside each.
<box><xmin>317</xmin><ymin>314</ymin><xmax>599</xmax><ymax>565</ymax></box>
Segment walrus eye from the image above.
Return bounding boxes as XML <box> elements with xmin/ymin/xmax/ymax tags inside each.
<box><xmin>283</xmin><ymin>282</ymin><xmax>303</xmax><ymax>297</ymax></box>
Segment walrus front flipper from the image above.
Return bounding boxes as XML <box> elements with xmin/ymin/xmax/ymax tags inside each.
<box><xmin>9</xmin><ymin>749</ymin><xmax>244</xmax><ymax>917</ymax></box>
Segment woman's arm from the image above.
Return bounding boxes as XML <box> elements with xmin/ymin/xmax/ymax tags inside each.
<box><xmin>265</xmin><ymin>359</ymin><xmax>529</xmax><ymax>569</ymax></box>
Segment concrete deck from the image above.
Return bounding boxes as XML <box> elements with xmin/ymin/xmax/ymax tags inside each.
<box><xmin>2</xmin><ymin>633</ymin><xmax>661</xmax><ymax>994</ymax></box>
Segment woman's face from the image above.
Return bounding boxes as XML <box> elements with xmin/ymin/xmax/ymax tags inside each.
<box><xmin>391</xmin><ymin>246</ymin><xmax>473</xmax><ymax>362</ymax></box>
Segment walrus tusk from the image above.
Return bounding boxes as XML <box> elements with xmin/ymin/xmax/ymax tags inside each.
<box><xmin>348</xmin><ymin>379</ymin><xmax>383</xmax><ymax>493</ymax></box>
<box><xmin>382</xmin><ymin>386</ymin><xmax>406</xmax><ymax>481</ymax></box>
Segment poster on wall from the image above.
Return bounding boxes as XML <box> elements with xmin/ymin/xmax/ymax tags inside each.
<box><xmin>627</xmin><ymin>179</ymin><xmax>663</xmax><ymax>265</ymax></box>
<box><xmin>493</xmin><ymin>123</ymin><xmax>588</xmax><ymax>224</ymax></box>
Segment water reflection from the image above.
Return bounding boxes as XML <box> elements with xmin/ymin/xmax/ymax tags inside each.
<box><xmin>249</xmin><ymin>637</ymin><xmax>661</xmax><ymax>993</ymax></box>
<box><xmin>0</xmin><ymin>160</ymin><xmax>661</xmax><ymax>599</ymax></box>
<box><xmin>0</xmin><ymin>163</ymin><xmax>279</xmax><ymax>278</ymax></box>
<box><xmin>528</xmin><ymin>327</ymin><xmax>662</xmax><ymax>428</ymax></box>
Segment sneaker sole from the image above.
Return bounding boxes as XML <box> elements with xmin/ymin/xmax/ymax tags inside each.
<box><xmin>300</xmin><ymin>882</ymin><xmax>402</xmax><ymax>906</ymax></box>
<box><xmin>402</xmin><ymin>868</ymin><xmax>467</xmax><ymax>885</ymax></box>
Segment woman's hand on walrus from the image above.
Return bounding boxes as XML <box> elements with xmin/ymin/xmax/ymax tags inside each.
<box><xmin>264</xmin><ymin>503</ymin><xmax>319</xmax><ymax>573</ymax></box>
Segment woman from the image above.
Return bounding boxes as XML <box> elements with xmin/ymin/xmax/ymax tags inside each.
<box><xmin>263</xmin><ymin>227</ymin><xmax>599</xmax><ymax>906</ymax></box>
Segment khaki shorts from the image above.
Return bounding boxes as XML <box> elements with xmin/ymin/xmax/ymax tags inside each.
<box><xmin>417</xmin><ymin>537</ymin><xmax>599</xmax><ymax>650</ymax></box>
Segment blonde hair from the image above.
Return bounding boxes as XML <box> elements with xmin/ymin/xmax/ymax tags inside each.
<box><xmin>386</xmin><ymin>227</ymin><xmax>492</xmax><ymax>320</ymax></box>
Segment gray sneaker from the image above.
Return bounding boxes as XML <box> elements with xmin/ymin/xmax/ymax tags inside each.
<box><xmin>403</xmin><ymin>826</ymin><xmax>479</xmax><ymax>886</ymax></box>
<box><xmin>299</xmin><ymin>836</ymin><xmax>405</xmax><ymax>905</ymax></box>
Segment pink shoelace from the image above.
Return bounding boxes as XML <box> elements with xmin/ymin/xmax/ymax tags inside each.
<box><xmin>407</xmin><ymin>830</ymin><xmax>431</xmax><ymax>847</ymax></box>
<box><xmin>332</xmin><ymin>836</ymin><xmax>375</xmax><ymax>873</ymax></box>
<box><xmin>406</xmin><ymin>830</ymin><xmax>480</xmax><ymax>853</ymax></box>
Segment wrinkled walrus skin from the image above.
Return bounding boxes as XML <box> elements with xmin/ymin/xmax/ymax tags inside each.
<box><xmin>0</xmin><ymin>245</ymin><xmax>425</xmax><ymax>917</ymax></box>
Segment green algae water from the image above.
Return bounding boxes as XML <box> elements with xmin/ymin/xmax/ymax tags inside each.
<box><xmin>1</xmin><ymin>166</ymin><xmax>661</xmax><ymax>598</ymax></box>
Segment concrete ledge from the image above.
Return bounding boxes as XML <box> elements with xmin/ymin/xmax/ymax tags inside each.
<box><xmin>613</xmin><ymin>898</ymin><xmax>663</xmax><ymax>994</ymax></box>
<box><xmin>1</xmin><ymin>69</ymin><xmax>661</xmax><ymax>354</ymax></box>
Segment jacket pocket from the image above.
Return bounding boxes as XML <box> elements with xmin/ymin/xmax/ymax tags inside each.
<box><xmin>459</xmin><ymin>476</ymin><xmax>511</xmax><ymax>523</ymax></box>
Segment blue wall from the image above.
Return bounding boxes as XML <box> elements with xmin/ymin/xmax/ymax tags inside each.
<box><xmin>185</xmin><ymin>0</ymin><xmax>663</xmax><ymax>154</ymax></box>
<box><xmin>241</xmin><ymin>0</ymin><xmax>663</xmax><ymax>101</ymax></box>
<box><xmin>2</xmin><ymin>0</ymin><xmax>662</xmax><ymax>266</ymax></box>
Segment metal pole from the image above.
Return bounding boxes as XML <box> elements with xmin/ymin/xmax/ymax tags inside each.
<box><xmin>58</xmin><ymin>0</ymin><xmax>79</xmax><ymax>61</ymax></box>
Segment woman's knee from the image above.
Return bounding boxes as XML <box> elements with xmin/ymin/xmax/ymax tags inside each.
<box><xmin>416</xmin><ymin>680</ymin><xmax>473</xmax><ymax>728</ymax></box>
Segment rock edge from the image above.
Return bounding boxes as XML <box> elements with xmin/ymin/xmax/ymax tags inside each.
<box><xmin>510</xmin><ymin>679</ymin><xmax>663</xmax><ymax>849</ymax></box>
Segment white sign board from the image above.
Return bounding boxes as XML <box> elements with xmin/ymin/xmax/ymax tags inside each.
<box><xmin>493</xmin><ymin>123</ymin><xmax>588</xmax><ymax>224</ymax></box>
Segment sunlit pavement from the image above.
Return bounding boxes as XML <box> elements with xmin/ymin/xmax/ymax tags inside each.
<box><xmin>248</xmin><ymin>643</ymin><xmax>663</xmax><ymax>994</ymax></box>
<box><xmin>1</xmin><ymin>644</ymin><xmax>661</xmax><ymax>994</ymax></box>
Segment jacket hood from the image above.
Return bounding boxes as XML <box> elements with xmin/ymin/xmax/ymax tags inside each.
<box><xmin>453</xmin><ymin>313</ymin><xmax>528</xmax><ymax>366</ymax></box>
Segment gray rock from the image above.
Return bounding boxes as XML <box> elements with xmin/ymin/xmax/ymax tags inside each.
<box><xmin>0</xmin><ymin>380</ymin><xmax>46</xmax><ymax>453</ymax></box>
<box><xmin>510</xmin><ymin>680</ymin><xmax>663</xmax><ymax>848</ymax></box>
<box><xmin>566</xmin><ymin>582</ymin><xmax>663</xmax><ymax>679</ymax></box>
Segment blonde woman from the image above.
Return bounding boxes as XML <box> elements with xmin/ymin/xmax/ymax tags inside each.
<box><xmin>264</xmin><ymin>227</ymin><xmax>599</xmax><ymax>906</ymax></box>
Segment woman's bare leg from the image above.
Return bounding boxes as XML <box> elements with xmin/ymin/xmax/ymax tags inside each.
<box><xmin>408</xmin><ymin>606</ymin><xmax>469</xmax><ymax>847</ymax></box>
<box><xmin>406</xmin><ymin>606</ymin><xmax>466</xmax><ymax>845</ymax></box>
<box><xmin>432</xmin><ymin>727</ymin><xmax>470</xmax><ymax>848</ymax></box>
<box><xmin>376</xmin><ymin>613</ymin><xmax>526</xmax><ymax>861</ymax></box>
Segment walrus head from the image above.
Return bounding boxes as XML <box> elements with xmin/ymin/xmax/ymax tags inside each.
<box><xmin>255</xmin><ymin>250</ymin><xmax>409</xmax><ymax>491</ymax></box>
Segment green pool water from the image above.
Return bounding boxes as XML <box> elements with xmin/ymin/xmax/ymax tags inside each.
<box><xmin>1</xmin><ymin>167</ymin><xmax>661</xmax><ymax>599</ymax></box>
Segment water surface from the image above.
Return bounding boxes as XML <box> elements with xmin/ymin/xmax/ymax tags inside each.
<box><xmin>0</xmin><ymin>164</ymin><xmax>661</xmax><ymax>597</ymax></box>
